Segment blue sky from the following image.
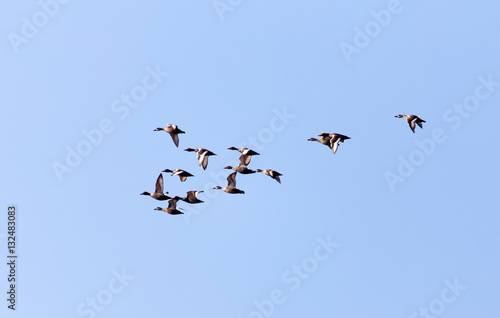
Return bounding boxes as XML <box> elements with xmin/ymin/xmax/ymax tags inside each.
<box><xmin>1</xmin><ymin>1</ymin><xmax>499</xmax><ymax>317</ymax></box>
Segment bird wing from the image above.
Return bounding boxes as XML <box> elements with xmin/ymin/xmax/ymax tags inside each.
<box><xmin>330</xmin><ymin>137</ymin><xmax>340</xmax><ymax>154</ymax></box>
<box><xmin>416</xmin><ymin>119</ymin><xmax>424</xmax><ymax>129</ymax></box>
<box><xmin>227</xmin><ymin>172</ymin><xmax>237</xmax><ymax>188</ymax></box>
<box><xmin>242</xmin><ymin>148</ymin><xmax>259</xmax><ymax>156</ymax></box>
<box><xmin>409</xmin><ymin>118</ymin><xmax>417</xmax><ymax>133</ymax></box>
<box><xmin>268</xmin><ymin>170</ymin><xmax>282</xmax><ymax>183</ymax></box>
<box><xmin>186</xmin><ymin>191</ymin><xmax>198</xmax><ymax>199</ymax></box>
<box><xmin>155</xmin><ymin>173</ymin><xmax>164</xmax><ymax>194</ymax></box>
<box><xmin>172</xmin><ymin>125</ymin><xmax>185</xmax><ymax>134</ymax></box>
<box><xmin>240</xmin><ymin>154</ymin><xmax>251</xmax><ymax>166</ymax></box>
<box><xmin>174</xmin><ymin>169</ymin><xmax>192</xmax><ymax>177</ymax></box>
<box><xmin>198</xmin><ymin>150</ymin><xmax>209</xmax><ymax>170</ymax></box>
<box><xmin>169</xmin><ymin>132</ymin><xmax>180</xmax><ymax>147</ymax></box>
<box><xmin>270</xmin><ymin>170</ymin><xmax>282</xmax><ymax>176</ymax></box>
<box><xmin>168</xmin><ymin>197</ymin><xmax>178</xmax><ymax>209</ymax></box>
<box><xmin>238</xmin><ymin>155</ymin><xmax>250</xmax><ymax>167</ymax></box>
<box><xmin>337</xmin><ymin>134</ymin><xmax>350</xmax><ymax>141</ymax></box>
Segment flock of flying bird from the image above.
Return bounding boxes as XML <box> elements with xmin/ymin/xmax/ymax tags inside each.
<box><xmin>141</xmin><ymin>114</ymin><xmax>426</xmax><ymax>215</ymax></box>
<box><xmin>141</xmin><ymin>124</ymin><xmax>283</xmax><ymax>215</ymax></box>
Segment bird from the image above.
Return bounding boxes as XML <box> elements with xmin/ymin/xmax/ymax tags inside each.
<box><xmin>180</xmin><ymin>191</ymin><xmax>204</xmax><ymax>204</ymax></box>
<box><xmin>223</xmin><ymin>154</ymin><xmax>256</xmax><ymax>174</ymax></box>
<box><xmin>223</xmin><ymin>165</ymin><xmax>255</xmax><ymax>174</ymax></box>
<box><xmin>395</xmin><ymin>114</ymin><xmax>426</xmax><ymax>133</ymax></box>
<box><xmin>154</xmin><ymin>196</ymin><xmax>183</xmax><ymax>215</ymax></box>
<box><xmin>140</xmin><ymin>173</ymin><xmax>171</xmax><ymax>200</ymax></box>
<box><xmin>227</xmin><ymin>147</ymin><xmax>260</xmax><ymax>165</ymax></box>
<box><xmin>162</xmin><ymin>169</ymin><xmax>194</xmax><ymax>182</ymax></box>
<box><xmin>308</xmin><ymin>132</ymin><xmax>350</xmax><ymax>154</ymax></box>
<box><xmin>213</xmin><ymin>172</ymin><xmax>245</xmax><ymax>194</ymax></box>
<box><xmin>184</xmin><ymin>148</ymin><xmax>216</xmax><ymax>170</ymax></box>
<box><xmin>255</xmin><ymin>169</ymin><xmax>282</xmax><ymax>183</ymax></box>
<box><xmin>154</xmin><ymin>124</ymin><xmax>185</xmax><ymax>147</ymax></box>
<box><xmin>227</xmin><ymin>147</ymin><xmax>260</xmax><ymax>156</ymax></box>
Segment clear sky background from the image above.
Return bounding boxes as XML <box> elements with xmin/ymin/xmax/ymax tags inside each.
<box><xmin>1</xmin><ymin>1</ymin><xmax>499</xmax><ymax>317</ymax></box>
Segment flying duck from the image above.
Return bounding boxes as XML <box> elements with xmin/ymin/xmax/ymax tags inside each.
<box><xmin>223</xmin><ymin>165</ymin><xmax>255</xmax><ymax>174</ymax></box>
<box><xmin>162</xmin><ymin>169</ymin><xmax>194</xmax><ymax>182</ymax></box>
<box><xmin>308</xmin><ymin>132</ymin><xmax>350</xmax><ymax>154</ymax></box>
<box><xmin>223</xmin><ymin>154</ymin><xmax>256</xmax><ymax>174</ymax></box>
<box><xmin>255</xmin><ymin>169</ymin><xmax>282</xmax><ymax>183</ymax></box>
<box><xmin>395</xmin><ymin>114</ymin><xmax>426</xmax><ymax>133</ymax></box>
<box><xmin>180</xmin><ymin>191</ymin><xmax>204</xmax><ymax>204</ymax></box>
<box><xmin>184</xmin><ymin>148</ymin><xmax>216</xmax><ymax>170</ymax></box>
<box><xmin>213</xmin><ymin>172</ymin><xmax>245</xmax><ymax>194</ymax></box>
<box><xmin>227</xmin><ymin>147</ymin><xmax>260</xmax><ymax>165</ymax></box>
<box><xmin>154</xmin><ymin>124</ymin><xmax>185</xmax><ymax>147</ymax></box>
<box><xmin>154</xmin><ymin>196</ymin><xmax>183</xmax><ymax>215</ymax></box>
<box><xmin>140</xmin><ymin>173</ymin><xmax>171</xmax><ymax>200</ymax></box>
